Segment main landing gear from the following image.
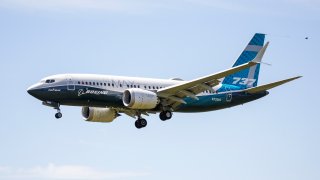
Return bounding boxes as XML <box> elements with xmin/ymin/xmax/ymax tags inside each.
<box><xmin>134</xmin><ymin>110</ymin><xmax>173</xmax><ymax>129</ymax></box>
<box><xmin>159</xmin><ymin>110</ymin><xmax>172</xmax><ymax>121</ymax></box>
<box><xmin>135</xmin><ymin>118</ymin><xmax>147</xmax><ymax>129</ymax></box>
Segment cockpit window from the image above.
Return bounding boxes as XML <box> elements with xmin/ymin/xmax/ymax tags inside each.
<box><xmin>45</xmin><ymin>79</ymin><xmax>55</xmax><ymax>83</ymax></box>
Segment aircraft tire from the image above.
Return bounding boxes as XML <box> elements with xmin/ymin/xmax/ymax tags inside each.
<box><xmin>164</xmin><ymin>111</ymin><xmax>172</xmax><ymax>119</ymax></box>
<box><xmin>159</xmin><ymin>112</ymin><xmax>167</xmax><ymax>121</ymax></box>
<box><xmin>55</xmin><ymin>112</ymin><xmax>62</xmax><ymax>119</ymax></box>
<box><xmin>135</xmin><ymin>118</ymin><xmax>147</xmax><ymax>129</ymax></box>
<box><xmin>160</xmin><ymin>111</ymin><xmax>172</xmax><ymax>121</ymax></box>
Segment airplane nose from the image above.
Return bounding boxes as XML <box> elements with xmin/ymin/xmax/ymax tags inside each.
<box><xmin>27</xmin><ymin>86</ymin><xmax>36</xmax><ymax>96</ymax></box>
<box><xmin>27</xmin><ymin>84</ymin><xmax>39</xmax><ymax>97</ymax></box>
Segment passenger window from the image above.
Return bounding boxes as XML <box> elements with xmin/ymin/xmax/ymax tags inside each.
<box><xmin>104</xmin><ymin>83</ymin><xmax>106</xmax><ymax>86</ymax></box>
<box><xmin>149</xmin><ymin>86</ymin><xmax>151</xmax><ymax>89</ymax></box>
<box><xmin>89</xmin><ymin>82</ymin><xmax>92</xmax><ymax>85</ymax></box>
<box><xmin>134</xmin><ymin>85</ymin><xmax>136</xmax><ymax>88</ymax></box>
<box><xmin>78</xmin><ymin>81</ymin><xmax>80</xmax><ymax>84</ymax></box>
<box><xmin>82</xmin><ymin>81</ymin><xmax>84</xmax><ymax>84</ymax></box>
<box><xmin>144</xmin><ymin>86</ymin><xmax>146</xmax><ymax>89</ymax></box>
<box><xmin>138</xmin><ymin>85</ymin><xmax>140</xmax><ymax>88</ymax></box>
<box><xmin>93</xmin><ymin>82</ymin><xmax>96</xmax><ymax>85</ymax></box>
<box><xmin>127</xmin><ymin>85</ymin><xmax>129</xmax><ymax>88</ymax></box>
<box><xmin>108</xmin><ymin>83</ymin><xmax>110</xmax><ymax>86</ymax></box>
<box><xmin>120</xmin><ymin>84</ymin><xmax>122</xmax><ymax>88</ymax></box>
<box><xmin>112</xmin><ymin>84</ymin><xmax>114</xmax><ymax>87</ymax></box>
<box><xmin>85</xmin><ymin>82</ymin><xmax>88</xmax><ymax>85</ymax></box>
<box><xmin>153</xmin><ymin>86</ymin><xmax>155</xmax><ymax>89</ymax></box>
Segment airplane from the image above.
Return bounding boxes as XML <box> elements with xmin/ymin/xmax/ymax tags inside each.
<box><xmin>27</xmin><ymin>33</ymin><xmax>301</xmax><ymax>129</ymax></box>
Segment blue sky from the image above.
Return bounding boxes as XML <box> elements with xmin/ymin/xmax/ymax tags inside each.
<box><xmin>0</xmin><ymin>0</ymin><xmax>319</xmax><ymax>180</ymax></box>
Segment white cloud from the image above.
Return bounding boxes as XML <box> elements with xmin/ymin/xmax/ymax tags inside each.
<box><xmin>0</xmin><ymin>164</ymin><xmax>150</xmax><ymax>180</ymax></box>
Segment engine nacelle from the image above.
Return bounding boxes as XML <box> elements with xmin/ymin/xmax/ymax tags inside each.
<box><xmin>82</xmin><ymin>107</ymin><xmax>117</xmax><ymax>123</ymax></box>
<box><xmin>122</xmin><ymin>88</ymin><xmax>159</xmax><ymax>109</ymax></box>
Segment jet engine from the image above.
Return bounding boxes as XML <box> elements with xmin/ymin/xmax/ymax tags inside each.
<box><xmin>82</xmin><ymin>107</ymin><xmax>118</xmax><ymax>123</ymax></box>
<box><xmin>122</xmin><ymin>88</ymin><xmax>159</xmax><ymax>109</ymax></box>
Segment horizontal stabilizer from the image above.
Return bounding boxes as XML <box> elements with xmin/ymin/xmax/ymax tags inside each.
<box><xmin>252</xmin><ymin>41</ymin><xmax>269</xmax><ymax>63</ymax></box>
<box><xmin>245</xmin><ymin>76</ymin><xmax>302</xmax><ymax>94</ymax></box>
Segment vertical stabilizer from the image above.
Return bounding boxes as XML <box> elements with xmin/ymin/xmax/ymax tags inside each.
<box><xmin>222</xmin><ymin>33</ymin><xmax>265</xmax><ymax>89</ymax></box>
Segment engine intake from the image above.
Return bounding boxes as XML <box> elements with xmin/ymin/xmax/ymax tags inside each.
<box><xmin>122</xmin><ymin>88</ymin><xmax>159</xmax><ymax>109</ymax></box>
<box><xmin>82</xmin><ymin>107</ymin><xmax>117</xmax><ymax>123</ymax></box>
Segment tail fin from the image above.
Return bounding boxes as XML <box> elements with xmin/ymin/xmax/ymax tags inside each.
<box><xmin>222</xmin><ymin>33</ymin><xmax>265</xmax><ymax>89</ymax></box>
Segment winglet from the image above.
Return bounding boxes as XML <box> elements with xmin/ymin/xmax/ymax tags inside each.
<box><xmin>252</xmin><ymin>41</ymin><xmax>269</xmax><ymax>63</ymax></box>
<box><xmin>245</xmin><ymin>76</ymin><xmax>302</xmax><ymax>94</ymax></box>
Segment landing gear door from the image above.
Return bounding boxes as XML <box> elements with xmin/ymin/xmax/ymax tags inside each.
<box><xmin>67</xmin><ymin>76</ymin><xmax>75</xmax><ymax>91</ymax></box>
<box><xmin>226</xmin><ymin>93</ymin><xmax>232</xmax><ymax>102</ymax></box>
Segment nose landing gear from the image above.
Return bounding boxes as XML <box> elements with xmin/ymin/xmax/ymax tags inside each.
<box><xmin>42</xmin><ymin>101</ymin><xmax>63</xmax><ymax>119</ymax></box>
<box><xmin>54</xmin><ymin>105</ymin><xmax>62</xmax><ymax>119</ymax></box>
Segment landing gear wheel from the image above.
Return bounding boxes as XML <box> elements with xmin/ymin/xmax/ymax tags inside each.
<box><xmin>55</xmin><ymin>112</ymin><xmax>62</xmax><ymax>119</ymax></box>
<box><xmin>140</xmin><ymin>118</ymin><xmax>147</xmax><ymax>127</ymax></box>
<box><xmin>135</xmin><ymin>118</ymin><xmax>147</xmax><ymax>129</ymax></box>
<box><xmin>159</xmin><ymin>112</ymin><xmax>167</xmax><ymax>121</ymax></box>
<box><xmin>164</xmin><ymin>111</ymin><xmax>172</xmax><ymax>119</ymax></box>
<box><xmin>54</xmin><ymin>103</ymin><xmax>62</xmax><ymax>119</ymax></box>
<box><xmin>159</xmin><ymin>111</ymin><xmax>172</xmax><ymax>121</ymax></box>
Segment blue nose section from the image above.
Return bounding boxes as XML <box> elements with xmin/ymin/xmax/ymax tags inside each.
<box><xmin>27</xmin><ymin>84</ymin><xmax>41</xmax><ymax>99</ymax></box>
<box><xmin>27</xmin><ymin>86</ymin><xmax>37</xmax><ymax>97</ymax></box>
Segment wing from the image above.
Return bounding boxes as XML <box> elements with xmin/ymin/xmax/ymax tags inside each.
<box><xmin>156</xmin><ymin>42</ymin><xmax>269</xmax><ymax>109</ymax></box>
